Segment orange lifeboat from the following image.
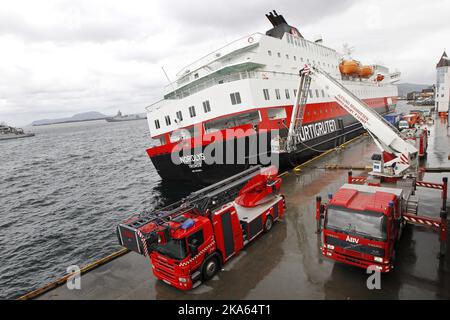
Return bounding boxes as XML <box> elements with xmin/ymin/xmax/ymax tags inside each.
<box><xmin>358</xmin><ymin>65</ymin><xmax>373</xmax><ymax>78</ymax></box>
<box><xmin>339</xmin><ymin>60</ymin><xmax>361</xmax><ymax>76</ymax></box>
<box><xmin>376</xmin><ymin>74</ymin><xmax>384</xmax><ymax>82</ymax></box>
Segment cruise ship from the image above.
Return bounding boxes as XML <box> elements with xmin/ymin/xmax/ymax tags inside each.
<box><xmin>145</xmin><ymin>11</ymin><xmax>400</xmax><ymax>183</ymax></box>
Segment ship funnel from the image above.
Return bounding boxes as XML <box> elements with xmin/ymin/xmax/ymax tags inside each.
<box><xmin>265</xmin><ymin>11</ymin><xmax>303</xmax><ymax>39</ymax></box>
<box><xmin>266</xmin><ymin>10</ymin><xmax>287</xmax><ymax>27</ymax></box>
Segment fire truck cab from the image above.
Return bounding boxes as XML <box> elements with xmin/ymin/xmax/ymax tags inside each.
<box><xmin>322</xmin><ymin>183</ymin><xmax>406</xmax><ymax>272</ymax></box>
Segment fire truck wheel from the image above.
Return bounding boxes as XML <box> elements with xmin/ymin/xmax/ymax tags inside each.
<box><xmin>202</xmin><ymin>256</ymin><xmax>219</xmax><ymax>280</ymax></box>
<box><xmin>264</xmin><ymin>215</ymin><xmax>273</xmax><ymax>232</ymax></box>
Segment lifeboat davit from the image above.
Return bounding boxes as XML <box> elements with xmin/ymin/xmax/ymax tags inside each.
<box><xmin>358</xmin><ymin>65</ymin><xmax>373</xmax><ymax>78</ymax></box>
<box><xmin>376</xmin><ymin>74</ymin><xmax>384</xmax><ymax>82</ymax></box>
<box><xmin>339</xmin><ymin>60</ymin><xmax>360</xmax><ymax>76</ymax></box>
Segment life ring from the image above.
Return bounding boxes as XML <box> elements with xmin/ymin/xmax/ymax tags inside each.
<box><xmin>248</xmin><ymin>37</ymin><xmax>254</xmax><ymax>44</ymax></box>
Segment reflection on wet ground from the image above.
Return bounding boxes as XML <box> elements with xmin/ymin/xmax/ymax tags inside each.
<box><xmin>38</xmin><ymin>119</ymin><xmax>450</xmax><ymax>299</ymax></box>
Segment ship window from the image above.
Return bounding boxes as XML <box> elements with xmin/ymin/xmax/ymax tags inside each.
<box><xmin>277</xmin><ymin>52</ymin><xmax>281</xmax><ymax>58</ymax></box>
<box><xmin>263</xmin><ymin>89</ymin><xmax>270</xmax><ymax>100</ymax></box>
<box><xmin>202</xmin><ymin>100</ymin><xmax>211</xmax><ymax>113</ymax></box>
<box><xmin>308</xmin><ymin>89</ymin><xmax>313</xmax><ymax>98</ymax></box>
<box><xmin>150</xmin><ymin>136</ymin><xmax>165</xmax><ymax>147</ymax></box>
<box><xmin>315</xmin><ymin>89</ymin><xmax>319</xmax><ymax>98</ymax></box>
<box><xmin>165</xmin><ymin>115</ymin><xmax>171</xmax><ymax>126</ymax></box>
<box><xmin>176</xmin><ymin>111</ymin><xmax>183</xmax><ymax>121</ymax></box>
<box><xmin>275</xmin><ymin>89</ymin><xmax>281</xmax><ymax>100</ymax></box>
<box><xmin>154</xmin><ymin>119</ymin><xmax>160</xmax><ymax>129</ymax></box>
<box><xmin>204</xmin><ymin>111</ymin><xmax>259</xmax><ymax>133</ymax></box>
<box><xmin>268</xmin><ymin>50</ymin><xmax>272</xmax><ymax>56</ymax></box>
<box><xmin>194</xmin><ymin>73</ymin><xmax>199</xmax><ymax>79</ymax></box>
<box><xmin>267</xmin><ymin>108</ymin><xmax>287</xmax><ymax>120</ymax></box>
<box><xmin>230</xmin><ymin>92</ymin><xmax>241</xmax><ymax>105</ymax></box>
<box><xmin>285</xmin><ymin>89</ymin><xmax>290</xmax><ymax>99</ymax></box>
<box><xmin>294</xmin><ymin>89</ymin><xmax>297</xmax><ymax>97</ymax></box>
<box><xmin>286</xmin><ymin>54</ymin><xmax>289</xmax><ymax>59</ymax></box>
<box><xmin>189</xmin><ymin>106</ymin><xmax>196</xmax><ymax>117</ymax></box>
<box><xmin>301</xmin><ymin>57</ymin><xmax>304</xmax><ymax>62</ymax></box>
<box><xmin>293</xmin><ymin>56</ymin><xmax>297</xmax><ymax>61</ymax></box>
<box><xmin>170</xmin><ymin>126</ymin><xmax>194</xmax><ymax>143</ymax></box>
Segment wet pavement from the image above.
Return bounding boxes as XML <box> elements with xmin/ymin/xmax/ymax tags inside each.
<box><xmin>37</xmin><ymin>119</ymin><xmax>450</xmax><ymax>299</ymax></box>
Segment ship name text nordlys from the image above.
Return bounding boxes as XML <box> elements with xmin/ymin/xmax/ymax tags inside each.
<box><xmin>296</xmin><ymin>119</ymin><xmax>337</xmax><ymax>142</ymax></box>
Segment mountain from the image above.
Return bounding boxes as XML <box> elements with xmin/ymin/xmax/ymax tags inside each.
<box><xmin>397</xmin><ymin>83</ymin><xmax>432</xmax><ymax>97</ymax></box>
<box><xmin>32</xmin><ymin>111</ymin><xmax>107</xmax><ymax>126</ymax></box>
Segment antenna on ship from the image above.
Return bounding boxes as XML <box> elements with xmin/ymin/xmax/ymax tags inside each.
<box><xmin>342</xmin><ymin>43</ymin><xmax>354</xmax><ymax>60</ymax></box>
<box><xmin>161</xmin><ymin>66</ymin><xmax>175</xmax><ymax>92</ymax></box>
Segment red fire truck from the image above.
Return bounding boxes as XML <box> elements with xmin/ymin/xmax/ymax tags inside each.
<box><xmin>319</xmin><ymin>175</ymin><xmax>447</xmax><ymax>272</ymax></box>
<box><xmin>290</xmin><ymin>65</ymin><xmax>446</xmax><ymax>272</ymax></box>
<box><xmin>117</xmin><ymin>165</ymin><xmax>285</xmax><ymax>290</ymax></box>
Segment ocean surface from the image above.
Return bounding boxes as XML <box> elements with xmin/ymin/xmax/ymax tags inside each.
<box><xmin>0</xmin><ymin>119</ymin><xmax>196</xmax><ymax>299</ymax></box>
<box><xmin>0</xmin><ymin>101</ymin><xmax>434</xmax><ymax>299</ymax></box>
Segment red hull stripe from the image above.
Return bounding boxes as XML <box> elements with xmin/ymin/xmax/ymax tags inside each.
<box><xmin>147</xmin><ymin>96</ymin><xmax>397</xmax><ymax>157</ymax></box>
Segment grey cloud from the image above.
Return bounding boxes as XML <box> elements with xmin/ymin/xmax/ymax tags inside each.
<box><xmin>160</xmin><ymin>0</ymin><xmax>357</xmax><ymax>32</ymax></box>
<box><xmin>0</xmin><ymin>2</ymin><xmax>157</xmax><ymax>43</ymax></box>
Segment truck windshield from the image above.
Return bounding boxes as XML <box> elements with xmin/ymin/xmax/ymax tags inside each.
<box><xmin>326</xmin><ymin>206</ymin><xmax>387</xmax><ymax>241</ymax></box>
<box><xmin>155</xmin><ymin>238</ymin><xmax>187</xmax><ymax>260</ymax></box>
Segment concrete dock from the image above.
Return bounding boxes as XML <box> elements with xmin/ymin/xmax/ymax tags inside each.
<box><xmin>35</xmin><ymin>119</ymin><xmax>450</xmax><ymax>300</ymax></box>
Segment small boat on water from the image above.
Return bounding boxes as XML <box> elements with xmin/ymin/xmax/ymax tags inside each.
<box><xmin>105</xmin><ymin>110</ymin><xmax>147</xmax><ymax>122</ymax></box>
<box><xmin>0</xmin><ymin>122</ymin><xmax>35</xmax><ymax>140</ymax></box>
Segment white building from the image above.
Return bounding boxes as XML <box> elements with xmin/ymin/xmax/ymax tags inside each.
<box><xmin>435</xmin><ymin>51</ymin><xmax>450</xmax><ymax>116</ymax></box>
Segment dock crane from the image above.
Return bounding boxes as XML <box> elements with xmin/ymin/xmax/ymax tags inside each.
<box><xmin>288</xmin><ymin>64</ymin><xmax>422</xmax><ymax>178</ymax></box>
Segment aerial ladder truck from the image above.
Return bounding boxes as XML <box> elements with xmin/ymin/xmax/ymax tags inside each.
<box><xmin>291</xmin><ymin>65</ymin><xmax>447</xmax><ymax>272</ymax></box>
<box><xmin>288</xmin><ymin>65</ymin><xmax>427</xmax><ymax>179</ymax></box>
<box><xmin>117</xmin><ymin>165</ymin><xmax>285</xmax><ymax>290</ymax></box>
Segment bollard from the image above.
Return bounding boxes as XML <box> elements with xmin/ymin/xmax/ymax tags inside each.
<box><xmin>348</xmin><ymin>171</ymin><xmax>353</xmax><ymax>184</ymax></box>
<box><xmin>442</xmin><ymin>177</ymin><xmax>448</xmax><ymax>212</ymax></box>
<box><xmin>316</xmin><ymin>196</ymin><xmax>322</xmax><ymax>234</ymax></box>
<box><xmin>439</xmin><ymin>210</ymin><xmax>447</xmax><ymax>258</ymax></box>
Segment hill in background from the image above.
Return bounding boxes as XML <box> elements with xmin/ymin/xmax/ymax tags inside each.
<box><xmin>32</xmin><ymin>111</ymin><xmax>107</xmax><ymax>126</ymax></box>
<box><xmin>397</xmin><ymin>83</ymin><xmax>432</xmax><ymax>97</ymax></box>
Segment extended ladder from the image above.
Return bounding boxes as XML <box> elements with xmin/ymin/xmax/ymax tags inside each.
<box><xmin>287</xmin><ymin>67</ymin><xmax>311</xmax><ymax>152</ymax></box>
<box><xmin>117</xmin><ymin>165</ymin><xmax>266</xmax><ymax>255</ymax></box>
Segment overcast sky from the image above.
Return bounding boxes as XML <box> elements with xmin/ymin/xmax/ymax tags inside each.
<box><xmin>1</xmin><ymin>0</ymin><xmax>449</xmax><ymax>126</ymax></box>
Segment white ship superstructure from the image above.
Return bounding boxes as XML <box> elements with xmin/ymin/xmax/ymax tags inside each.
<box><xmin>144</xmin><ymin>11</ymin><xmax>400</xmax><ymax>183</ymax></box>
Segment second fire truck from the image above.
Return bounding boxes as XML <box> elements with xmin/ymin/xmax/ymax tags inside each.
<box><xmin>291</xmin><ymin>65</ymin><xmax>447</xmax><ymax>272</ymax></box>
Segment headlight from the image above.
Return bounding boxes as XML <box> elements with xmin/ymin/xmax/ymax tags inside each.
<box><xmin>327</xmin><ymin>244</ymin><xmax>335</xmax><ymax>250</ymax></box>
<box><xmin>179</xmin><ymin>277</ymin><xmax>188</xmax><ymax>283</ymax></box>
<box><xmin>374</xmin><ymin>257</ymin><xmax>383</xmax><ymax>263</ymax></box>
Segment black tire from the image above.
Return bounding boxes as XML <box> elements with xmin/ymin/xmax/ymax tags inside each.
<box><xmin>264</xmin><ymin>215</ymin><xmax>273</xmax><ymax>232</ymax></box>
<box><xmin>202</xmin><ymin>256</ymin><xmax>219</xmax><ymax>281</ymax></box>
